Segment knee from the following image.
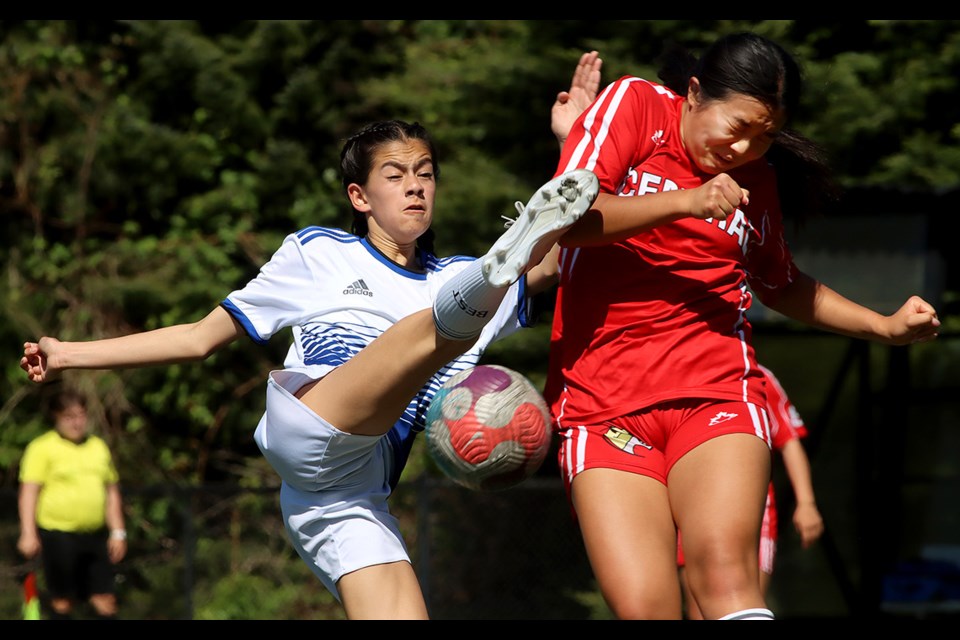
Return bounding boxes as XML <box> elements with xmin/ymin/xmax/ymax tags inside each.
<box><xmin>686</xmin><ymin>551</ymin><xmax>757</xmax><ymax>600</ymax></box>
<box><xmin>607</xmin><ymin>595</ymin><xmax>682</xmax><ymax>620</ymax></box>
<box><xmin>603</xmin><ymin>585</ymin><xmax>682</xmax><ymax>620</ymax></box>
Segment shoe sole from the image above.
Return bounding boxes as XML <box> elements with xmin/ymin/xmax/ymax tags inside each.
<box><xmin>481</xmin><ymin>169</ymin><xmax>599</xmax><ymax>287</ymax></box>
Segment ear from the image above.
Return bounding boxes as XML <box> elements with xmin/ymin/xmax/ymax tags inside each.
<box><xmin>687</xmin><ymin>77</ymin><xmax>702</xmax><ymax>106</ymax></box>
<box><xmin>347</xmin><ymin>183</ymin><xmax>372</xmax><ymax>212</ymax></box>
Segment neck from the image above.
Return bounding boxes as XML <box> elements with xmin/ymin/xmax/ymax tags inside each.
<box><xmin>366</xmin><ymin>235</ymin><xmax>419</xmax><ymax>269</ymax></box>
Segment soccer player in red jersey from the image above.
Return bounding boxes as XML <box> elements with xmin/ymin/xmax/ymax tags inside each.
<box><xmin>548</xmin><ymin>33</ymin><xmax>939</xmax><ymax>619</ymax></box>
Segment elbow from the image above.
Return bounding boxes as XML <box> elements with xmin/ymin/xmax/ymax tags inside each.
<box><xmin>755</xmin><ymin>290</ymin><xmax>783</xmax><ymax>315</ymax></box>
<box><xmin>757</xmin><ymin>273</ymin><xmax>821</xmax><ymax>322</ymax></box>
<box><xmin>558</xmin><ymin>212</ymin><xmax>602</xmax><ymax>248</ymax></box>
<box><xmin>197</xmin><ymin>344</ymin><xmax>220</xmax><ymax>360</ymax></box>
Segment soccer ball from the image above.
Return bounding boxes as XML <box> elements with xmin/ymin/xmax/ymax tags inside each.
<box><xmin>425</xmin><ymin>364</ymin><xmax>552</xmax><ymax>491</ymax></box>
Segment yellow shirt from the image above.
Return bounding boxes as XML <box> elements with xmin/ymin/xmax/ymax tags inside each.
<box><xmin>19</xmin><ymin>430</ymin><xmax>119</xmax><ymax>533</ymax></box>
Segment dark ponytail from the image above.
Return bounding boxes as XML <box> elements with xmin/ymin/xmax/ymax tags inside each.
<box><xmin>657</xmin><ymin>33</ymin><xmax>840</xmax><ymax>226</ymax></box>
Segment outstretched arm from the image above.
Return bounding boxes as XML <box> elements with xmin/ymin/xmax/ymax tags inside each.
<box><xmin>762</xmin><ymin>271</ymin><xmax>940</xmax><ymax>346</ymax></box>
<box><xmin>20</xmin><ymin>305</ymin><xmax>244</xmax><ymax>383</ymax></box>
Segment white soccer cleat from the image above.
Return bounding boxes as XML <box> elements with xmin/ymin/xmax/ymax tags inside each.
<box><xmin>481</xmin><ymin>168</ymin><xmax>599</xmax><ymax>287</ymax></box>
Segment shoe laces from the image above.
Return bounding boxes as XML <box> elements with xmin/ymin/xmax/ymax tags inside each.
<box><xmin>501</xmin><ymin>201</ymin><xmax>525</xmax><ymax>228</ymax></box>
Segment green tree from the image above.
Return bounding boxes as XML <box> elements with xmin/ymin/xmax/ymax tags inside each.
<box><xmin>1</xmin><ymin>20</ymin><xmax>958</xmax><ymax>619</ymax></box>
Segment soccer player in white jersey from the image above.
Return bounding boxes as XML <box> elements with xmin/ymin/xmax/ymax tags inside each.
<box><xmin>20</xmin><ymin>119</ymin><xmax>599</xmax><ymax>619</ymax></box>
<box><xmin>547</xmin><ymin>34</ymin><xmax>939</xmax><ymax>620</ymax></box>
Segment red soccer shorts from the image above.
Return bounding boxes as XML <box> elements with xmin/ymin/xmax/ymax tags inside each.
<box><xmin>558</xmin><ymin>398</ymin><xmax>772</xmax><ymax>494</ymax></box>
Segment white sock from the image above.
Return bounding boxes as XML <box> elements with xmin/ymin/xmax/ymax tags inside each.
<box><xmin>718</xmin><ymin>607</ymin><xmax>775</xmax><ymax>620</ymax></box>
<box><xmin>433</xmin><ymin>259</ymin><xmax>509</xmax><ymax>340</ymax></box>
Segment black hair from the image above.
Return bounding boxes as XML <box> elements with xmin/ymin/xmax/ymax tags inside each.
<box><xmin>45</xmin><ymin>386</ymin><xmax>87</xmax><ymax>419</ymax></box>
<box><xmin>658</xmin><ymin>32</ymin><xmax>840</xmax><ymax>227</ymax></box>
<box><xmin>339</xmin><ymin>120</ymin><xmax>438</xmax><ymax>254</ymax></box>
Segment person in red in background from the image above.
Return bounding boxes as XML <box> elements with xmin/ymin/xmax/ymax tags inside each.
<box><xmin>677</xmin><ymin>363</ymin><xmax>824</xmax><ymax>618</ymax></box>
<box><xmin>547</xmin><ymin>33</ymin><xmax>939</xmax><ymax>620</ymax></box>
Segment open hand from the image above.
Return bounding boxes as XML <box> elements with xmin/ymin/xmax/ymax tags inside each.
<box><xmin>552</xmin><ymin>51</ymin><xmax>602</xmax><ymax>147</ymax></box>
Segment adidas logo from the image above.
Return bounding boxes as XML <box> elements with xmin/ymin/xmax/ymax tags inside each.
<box><xmin>343</xmin><ymin>279</ymin><xmax>373</xmax><ymax>297</ymax></box>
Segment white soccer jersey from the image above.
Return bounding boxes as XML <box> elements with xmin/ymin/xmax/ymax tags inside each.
<box><xmin>221</xmin><ymin>226</ymin><xmax>532</xmax><ymax>488</ymax></box>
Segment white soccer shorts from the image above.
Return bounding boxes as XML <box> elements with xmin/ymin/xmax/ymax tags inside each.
<box><xmin>254</xmin><ymin>370</ymin><xmax>411</xmax><ymax>600</ymax></box>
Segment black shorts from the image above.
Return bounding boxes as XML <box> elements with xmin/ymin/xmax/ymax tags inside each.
<box><xmin>38</xmin><ymin>528</ymin><xmax>115</xmax><ymax>600</ymax></box>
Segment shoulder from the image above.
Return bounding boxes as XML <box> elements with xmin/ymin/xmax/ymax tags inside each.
<box><xmin>421</xmin><ymin>252</ymin><xmax>476</xmax><ymax>274</ymax></box>
<box><xmin>610</xmin><ymin>75</ymin><xmax>673</xmax><ymax>93</ymax></box>
<box><xmin>291</xmin><ymin>226</ymin><xmax>360</xmax><ymax>248</ymax></box>
<box><xmin>87</xmin><ymin>434</ymin><xmax>109</xmax><ymax>448</ymax></box>
<box><xmin>757</xmin><ymin>363</ymin><xmax>775</xmax><ymax>382</ymax></box>
<box><xmin>759</xmin><ymin>365</ymin><xmax>788</xmax><ymax>394</ymax></box>
<box><xmin>597</xmin><ymin>76</ymin><xmax>682</xmax><ymax>132</ymax></box>
<box><xmin>612</xmin><ymin>76</ymin><xmax>681</xmax><ymax>104</ymax></box>
<box><xmin>265</xmin><ymin>227</ymin><xmax>362</xmax><ymax>267</ymax></box>
<box><xmin>27</xmin><ymin>430</ymin><xmax>56</xmax><ymax>448</ymax></box>
<box><xmin>21</xmin><ymin>431</ymin><xmax>55</xmax><ymax>461</ymax></box>
<box><xmin>82</xmin><ymin>437</ymin><xmax>115</xmax><ymax>463</ymax></box>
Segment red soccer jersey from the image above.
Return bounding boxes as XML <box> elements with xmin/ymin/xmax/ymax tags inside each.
<box><xmin>547</xmin><ymin>76</ymin><xmax>799</xmax><ymax>426</ymax></box>
<box><xmin>760</xmin><ymin>364</ymin><xmax>808</xmax><ymax>449</ymax></box>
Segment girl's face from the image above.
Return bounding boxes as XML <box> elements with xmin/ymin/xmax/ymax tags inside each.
<box><xmin>347</xmin><ymin>139</ymin><xmax>436</xmax><ymax>253</ymax></box>
<box><xmin>54</xmin><ymin>402</ymin><xmax>89</xmax><ymax>444</ymax></box>
<box><xmin>681</xmin><ymin>77</ymin><xmax>786</xmax><ymax>175</ymax></box>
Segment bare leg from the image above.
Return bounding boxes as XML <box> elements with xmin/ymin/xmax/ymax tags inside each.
<box><xmin>572</xmin><ymin>468</ymin><xmax>682</xmax><ymax>619</ymax></box>
<box><xmin>759</xmin><ymin>569</ymin><xmax>772</xmax><ymax>599</ymax></box>
<box><xmin>669</xmin><ymin>434</ymin><xmax>770</xmax><ymax>619</ymax></box>
<box><xmin>683</xmin><ymin>532</ymin><xmax>775</xmax><ymax>620</ymax></box>
<box><xmin>679</xmin><ymin>566</ymin><xmax>705</xmax><ymax>620</ymax></box>
<box><xmin>297</xmin><ymin>308</ymin><xmax>468</xmax><ymax>436</ymax></box>
<box><xmin>338</xmin><ymin>561</ymin><xmax>429</xmax><ymax>620</ymax></box>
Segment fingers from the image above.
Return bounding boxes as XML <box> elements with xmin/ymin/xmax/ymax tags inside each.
<box><xmin>795</xmin><ymin>517</ymin><xmax>824</xmax><ymax>548</ymax></box>
<box><xmin>21</xmin><ymin>341</ymin><xmax>47</xmax><ymax>383</ymax></box>
<box><xmin>572</xmin><ymin>51</ymin><xmax>595</xmax><ymax>87</ymax></box>
<box><xmin>909</xmin><ymin>322</ymin><xmax>940</xmax><ymax>344</ymax></box>
<box><xmin>588</xmin><ymin>54</ymin><xmax>602</xmax><ymax>96</ymax></box>
<box><xmin>569</xmin><ymin>51</ymin><xmax>602</xmax><ymax>109</ymax></box>
<box><xmin>908</xmin><ymin>294</ymin><xmax>938</xmax><ymax>315</ymax></box>
<box><xmin>554</xmin><ymin>52</ymin><xmax>603</xmax><ymax>145</ymax></box>
<box><xmin>573</xmin><ymin>50</ymin><xmax>602</xmax><ymax>97</ymax></box>
<box><xmin>898</xmin><ymin>296</ymin><xmax>941</xmax><ymax>344</ymax></box>
<box><xmin>694</xmin><ymin>174</ymin><xmax>747</xmax><ymax>220</ymax></box>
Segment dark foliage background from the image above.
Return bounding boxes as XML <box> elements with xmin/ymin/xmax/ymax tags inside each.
<box><xmin>1</xmin><ymin>20</ymin><xmax>958</xmax><ymax>619</ymax></box>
